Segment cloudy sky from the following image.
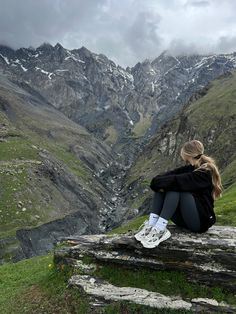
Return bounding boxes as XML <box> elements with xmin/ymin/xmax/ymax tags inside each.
<box><xmin>1</xmin><ymin>0</ymin><xmax>236</xmax><ymax>67</ymax></box>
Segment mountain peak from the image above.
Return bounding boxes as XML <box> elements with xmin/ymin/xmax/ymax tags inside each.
<box><xmin>78</xmin><ymin>46</ymin><xmax>92</xmax><ymax>57</ymax></box>
<box><xmin>54</xmin><ymin>43</ymin><xmax>64</xmax><ymax>50</ymax></box>
<box><xmin>37</xmin><ymin>42</ymin><xmax>54</xmax><ymax>51</ymax></box>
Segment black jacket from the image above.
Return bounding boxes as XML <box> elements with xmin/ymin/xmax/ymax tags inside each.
<box><xmin>150</xmin><ymin>164</ymin><xmax>216</xmax><ymax>232</ymax></box>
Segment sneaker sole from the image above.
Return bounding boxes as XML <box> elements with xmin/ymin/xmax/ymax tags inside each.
<box><xmin>141</xmin><ymin>231</ymin><xmax>171</xmax><ymax>249</ymax></box>
<box><xmin>134</xmin><ymin>234</ymin><xmax>142</xmax><ymax>241</ymax></box>
<box><xmin>134</xmin><ymin>234</ymin><xmax>147</xmax><ymax>242</ymax></box>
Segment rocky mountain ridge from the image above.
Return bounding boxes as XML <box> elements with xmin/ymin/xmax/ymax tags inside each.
<box><xmin>1</xmin><ymin>43</ymin><xmax>236</xmax><ymax>165</ymax></box>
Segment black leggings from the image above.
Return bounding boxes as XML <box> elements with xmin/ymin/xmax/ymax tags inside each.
<box><xmin>152</xmin><ymin>191</ymin><xmax>201</xmax><ymax>232</ymax></box>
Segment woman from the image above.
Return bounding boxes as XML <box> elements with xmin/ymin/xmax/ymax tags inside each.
<box><xmin>134</xmin><ymin>139</ymin><xmax>223</xmax><ymax>249</ymax></box>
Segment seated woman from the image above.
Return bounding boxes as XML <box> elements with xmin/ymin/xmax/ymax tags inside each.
<box><xmin>134</xmin><ymin>139</ymin><xmax>223</xmax><ymax>249</ymax></box>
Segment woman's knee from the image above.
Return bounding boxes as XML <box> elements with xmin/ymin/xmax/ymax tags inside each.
<box><xmin>166</xmin><ymin>190</ymin><xmax>180</xmax><ymax>195</ymax></box>
<box><xmin>179</xmin><ymin>191</ymin><xmax>194</xmax><ymax>199</ymax></box>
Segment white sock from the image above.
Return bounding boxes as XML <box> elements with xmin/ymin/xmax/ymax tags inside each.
<box><xmin>154</xmin><ymin>217</ymin><xmax>168</xmax><ymax>231</ymax></box>
<box><xmin>148</xmin><ymin>213</ymin><xmax>159</xmax><ymax>226</ymax></box>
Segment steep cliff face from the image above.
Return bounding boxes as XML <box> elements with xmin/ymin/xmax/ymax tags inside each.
<box><xmin>1</xmin><ymin>44</ymin><xmax>236</xmax><ymax>165</ymax></box>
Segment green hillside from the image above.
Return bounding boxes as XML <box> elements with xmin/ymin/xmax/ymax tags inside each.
<box><xmin>0</xmin><ymin>79</ymin><xmax>111</xmax><ymax>241</ymax></box>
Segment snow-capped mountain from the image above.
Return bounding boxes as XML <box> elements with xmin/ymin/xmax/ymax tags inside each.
<box><xmin>0</xmin><ymin>43</ymin><xmax>236</xmax><ymax>165</ymax></box>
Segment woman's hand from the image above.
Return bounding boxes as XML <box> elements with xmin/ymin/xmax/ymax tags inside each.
<box><xmin>150</xmin><ymin>176</ymin><xmax>165</xmax><ymax>192</ymax></box>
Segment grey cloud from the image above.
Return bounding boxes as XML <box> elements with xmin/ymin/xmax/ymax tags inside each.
<box><xmin>123</xmin><ymin>11</ymin><xmax>163</xmax><ymax>62</ymax></box>
<box><xmin>0</xmin><ymin>0</ymin><xmax>236</xmax><ymax>67</ymax></box>
<box><xmin>0</xmin><ymin>0</ymin><xmax>106</xmax><ymax>48</ymax></box>
<box><xmin>167</xmin><ymin>39</ymin><xmax>199</xmax><ymax>56</ymax></box>
<box><xmin>186</xmin><ymin>0</ymin><xmax>210</xmax><ymax>8</ymax></box>
<box><xmin>215</xmin><ymin>36</ymin><xmax>236</xmax><ymax>53</ymax></box>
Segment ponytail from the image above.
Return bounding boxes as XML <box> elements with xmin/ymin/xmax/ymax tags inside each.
<box><xmin>194</xmin><ymin>154</ymin><xmax>223</xmax><ymax>200</ymax></box>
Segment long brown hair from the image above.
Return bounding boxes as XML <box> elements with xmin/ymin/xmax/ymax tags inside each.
<box><xmin>180</xmin><ymin>140</ymin><xmax>223</xmax><ymax>200</ymax></box>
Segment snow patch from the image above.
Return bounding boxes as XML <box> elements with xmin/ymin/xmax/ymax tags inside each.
<box><xmin>193</xmin><ymin>56</ymin><xmax>215</xmax><ymax>70</ymax></box>
<box><xmin>151</xmin><ymin>82</ymin><xmax>155</xmax><ymax>93</ymax></box>
<box><xmin>35</xmin><ymin>67</ymin><xmax>54</xmax><ymax>80</ymax></box>
<box><xmin>55</xmin><ymin>69</ymin><xmax>69</xmax><ymax>72</ymax></box>
<box><xmin>117</xmin><ymin>67</ymin><xmax>134</xmax><ymax>83</ymax></box>
<box><xmin>21</xmin><ymin>65</ymin><xmax>28</xmax><ymax>72</ymax></box>
<box><xmin>11</xmin><ymin>59</ymin><xmax>28</xmax><ymax>71</ymax></box>
<box><xmin>0</xmin><ymin>54</ymin><xmax>10</xmax><ymax>64</ymax></box>
<box><xmin>65</xmin><ymin>50</ymin><xmax>85</xmax><ymax>63</ymax></box>
<box><xmin>123</xmin><ymin>109</ymin><xmax>134</xmax><ymax>126</ymax></box>
<box><xmin>95</xmin><ymin>106</ymin><xmax>103</xmax><ymax>111</ymax></box>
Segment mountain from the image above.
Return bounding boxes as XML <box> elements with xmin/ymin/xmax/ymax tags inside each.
<box><xmin>1</xmin><ymin>43</ymin><xmax>236</xmax><ymax>165</ymax></box>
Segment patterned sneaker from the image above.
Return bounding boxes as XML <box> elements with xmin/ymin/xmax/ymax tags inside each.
<box><xmin>140</xmin><ymin>227</ymin><xmax>171</xmax><ymax>248</ymax></box>
<box><xmin>134</xmin><ymin>219</ymin><xmax>153</xmax><ymax>242</ymax></box>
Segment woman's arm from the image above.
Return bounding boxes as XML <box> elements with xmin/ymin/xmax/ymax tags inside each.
<box><xmin>150</xmin><ymin>169</ymin><xmax>212</xmax><ymax>192</ymax></box>
<box><xmin>158</xmin><ymin>164</ymin><xmax>194</xmax><ymax>176</ymax></box>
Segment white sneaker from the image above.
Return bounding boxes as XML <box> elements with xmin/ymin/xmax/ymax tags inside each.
<box><xmin>134</xmin><ymin>219</ymin><xmax>152</xmax><ymax>242</ymax></box>
<box><xmin>140</xmin><ymin>227</ymin><xmax>171</xmax><ymax>248</ymax></box>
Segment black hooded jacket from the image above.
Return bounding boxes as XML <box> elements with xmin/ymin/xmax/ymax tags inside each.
<box><xmin>149</xmin><ymin>164</ymin><xmax>216</xmax><ymax>232</ymax></box>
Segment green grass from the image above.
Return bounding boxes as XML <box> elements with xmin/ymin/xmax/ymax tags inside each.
<box><xmin>186</xmin><ymin>72</ymin><xmax>236</xmax><ymax>130</ymax></box>
<box><xmin>215</xmin><ymin>183</ymin><xmax>236</xmax><ymax>226</ymax></box>
<box><xmin>131</xmin><ymin>113</ymin><xmax>152</xmax><ymax>138</ymax></box>
<box><xmin>104</xmin><ymin>125</ymin><xmax>118</xmax><ymax>145</ymax></box>
<box><xmin>0</xmin><ymin>166</ymin><xmax>29</xmax><ymax>235</ymax></box>
<box><xmin>47</xmin><ymin>143</ymin><xmax>90</xmax><ymax>180</ymax></box>
<box><xmin>94</xmin><ymin>263</ymin><xmax>236</xmax><ymax>305</ymax></box>
<box><xmin>0</xmin><ymin>247</ymin><xmax>235</xmax><ymax>314</ymax></box>
<box><xmin>0</xmin><ymin>138</ymin><xmax>39</xmax><ymax>161</ymax></box>
<box><xmin>107</xmin><ymin>215</ymin><xmax>148</xmax><ymax>235</ymax></box>
<box><xmin>0</xmin><ymin>253</ymin><xmax>91</xmax><ymax>314</ymax></box>
<box><xmin>0</xmin><ymin>252</ymin><xmax>191</xmax><ymax>314</ymax></box>
<box><xmin>221</xmin><ymin>157</ymin><xmax>236</xmax><ymax>188</ymax></box>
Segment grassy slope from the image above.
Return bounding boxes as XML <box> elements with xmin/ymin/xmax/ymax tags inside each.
<box><xmin>0</xmin><ymin>84</ymin><xmax>107</xmax><ymax>239</ymax></box>
<box><xmin>185</xmin><ymin>72</ymin><xmax>236</xmax><ymax>187</ymax></box>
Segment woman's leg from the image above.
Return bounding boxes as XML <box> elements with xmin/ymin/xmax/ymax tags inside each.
<box><xmin>151</xmin><ymin>191</ymin><xmax>165</xmax><ymax>215</ymax></box>
<box><xmin>148</xmin><ymin>191</ymin><xmax>165</xmax><ymax>226</ymax></box>
<box><xmin>179</xmin><ymin>192</ymin><xmax>201</xmax><ymax>232</ymax></box>
<box><xmin>143</xmin><ymin>192</ymin><xmax>181</xmax><ymax>248</ymax></box>
<box><xmin>157</xmin><ymin>191</ymin><xmax>201</xmax><ymax>232</ymax></box>
<box><xmin>151</xmin><ymin>191</ymin><xmax>201</xmax><ymax>232</ymax></box>
<box><xmin>157</xmin><ymin>191</ymin><xmax>180</xmax><ymax>220</ymax></box>
<box><xmin>170</xmin><ymin>210</ymin><xmax>188</xmax><ymax>229</ymax></box>
<box><xmin>153</xmin><ymin>191</ymin><xmax>181</xmax><ymax>230</ymax></box>
<box><xmin>143</xmin><ymin>191</ymin><xmax>201</xmax><ymax>248</ymax></box>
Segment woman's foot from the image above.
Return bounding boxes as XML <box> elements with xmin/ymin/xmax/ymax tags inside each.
<box><xmin>134</xmin><ymin>220</ymin><xmax>153</xmax><ymax>241</ymax></box>
<box><xmin>140</xmin><ymin>227</ymin><xmax>171</xmax><ymax>248</ymax></box>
